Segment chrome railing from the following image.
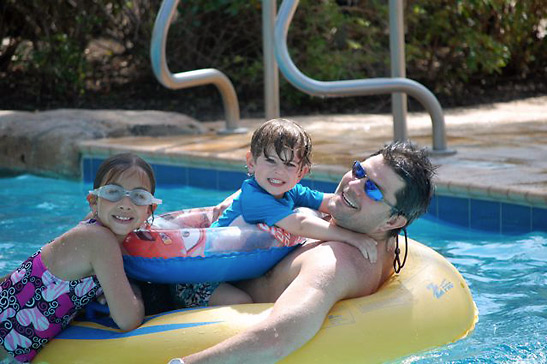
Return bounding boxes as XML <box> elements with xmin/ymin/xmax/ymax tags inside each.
<box><xmin>150</xmin><ymin>0</ymin><xmax>247</xmax><ymax>134</ymax></box>
<box><xmin>271</xmin><ymin>0</ymin><xmax>454</xmax><ymax>154</ymax></box>
<box><xmin>152</xmin><ymin>0</ymin><xmax>453</xmax><ymax>153</ymax></box>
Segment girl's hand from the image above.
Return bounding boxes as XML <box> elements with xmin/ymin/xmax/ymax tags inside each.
<box><xmin>212</xmin><ymin>190</ymin><xmax>240</xmax><ymax>222</ymax></box>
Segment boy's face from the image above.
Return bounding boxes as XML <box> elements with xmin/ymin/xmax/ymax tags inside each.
<box><xmin>246</xmin><ymin>148</ymin><xmax>309</xmax><ymax>199</ymax></box>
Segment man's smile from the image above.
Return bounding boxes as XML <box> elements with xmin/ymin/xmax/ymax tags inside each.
<box><xmin>342</xmin><ymin>191</ymin><xmax>358</xmax><ymax>209</ymax></box>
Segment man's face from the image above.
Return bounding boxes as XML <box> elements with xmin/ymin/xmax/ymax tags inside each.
<box><xmin>328</xmin><ymin>154</ymin><xmax>405</xmax><ymax>236</ymax></box>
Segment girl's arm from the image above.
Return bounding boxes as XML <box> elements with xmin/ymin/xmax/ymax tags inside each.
<box><xmin>87</xmin><ymin>229</ymin><xmax>145</xmax><ymax>331</ymax></box>
<box><xmin>275</xmin><ymin>213</ymin><xmax>378</xmax><ymax>263</ymax></box>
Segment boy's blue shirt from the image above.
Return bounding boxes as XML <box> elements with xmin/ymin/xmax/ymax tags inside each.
<box><xmin>212</xmin><ymin>177</ymin><xmax>324</xmax><ymax>228</ymax></box>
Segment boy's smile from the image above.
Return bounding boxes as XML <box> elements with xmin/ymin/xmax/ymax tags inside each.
<box><xmin>246</xmin><ymin>149</ymin><xmax>309</xmax><ymax>199</ymax></box>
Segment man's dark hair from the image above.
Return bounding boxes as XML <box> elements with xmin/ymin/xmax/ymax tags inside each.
<box><xmin>370</xmin><ymin>141</ymin><xmax>436</xmax><ymax>237</ymax></box>
<box><xmin>250</xmin><ymin>118</ymin><xmax>312</xmax><ymax>171</ymax></box>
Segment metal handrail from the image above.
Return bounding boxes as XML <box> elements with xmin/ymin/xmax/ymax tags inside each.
<box><xmin>262</xmin><ymin>0</ymin><xmax>280</xmax><ymax>120</ymax></box>
<box><xmin>150</xmin><ymin>0</ymin><xmax>247</xmax><ymax>134</ymax></box>
<box><xmin>273</xmin><ymin>0</ymin><xmax>455</xmax><ymax>154</ymax></box>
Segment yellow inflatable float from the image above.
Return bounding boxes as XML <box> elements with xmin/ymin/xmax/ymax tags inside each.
<box><xmin>35</xmin><ymin>238</ymin><xmax>478</xmax><ymax>363</ymax></box>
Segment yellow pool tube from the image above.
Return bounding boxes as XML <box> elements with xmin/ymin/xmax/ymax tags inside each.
<box><xmin>35</xmin><ymin>239</ymin><xmax>478</xmax><ymax>363</ymax></box>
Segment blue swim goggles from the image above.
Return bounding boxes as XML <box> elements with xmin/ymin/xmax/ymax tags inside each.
<box><xmin>90</xmin><ymin>184</ymin><xmax>162</xmax><ymax>206</ymax></box>
<box><xmin>352</xmin><ymin>161</ymin><xmax>398</xmax><ymax>211</ymax></box>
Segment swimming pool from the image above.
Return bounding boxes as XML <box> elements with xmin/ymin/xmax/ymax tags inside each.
<box><xmin>1</xmin><ymin>174</ymin><xmax>545</xmax><ymax>363</ymax></box>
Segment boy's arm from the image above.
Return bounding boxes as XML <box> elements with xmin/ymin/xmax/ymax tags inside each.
<box><xmin>275</xmin><ymin>213</ymin><xmax>378</xmax><ymax>263</ymax></box>
<box><xmin>317</xmin><ymin>193</ymin><xmax>334</xmax><ymax>214</ymax></box>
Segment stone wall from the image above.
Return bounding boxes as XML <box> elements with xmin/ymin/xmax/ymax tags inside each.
<box><xmin>0</xmin><ymin>109</ymin><xmax>205</xmax><ymax>179</ymax></box>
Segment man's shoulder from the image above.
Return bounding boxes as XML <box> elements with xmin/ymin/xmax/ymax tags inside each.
<box><xmin>299</xmin><ymin>241</ymin><xmax>363</xmax><ymax>271</ymax></box>
<box><xmin>300</xmin><ymin>241</ymin><xmax>384</xmax><ymax>294</ymax></box>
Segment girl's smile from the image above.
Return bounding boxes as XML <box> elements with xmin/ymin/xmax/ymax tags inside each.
<box><xmin>92</xmin><ymin>168</ymin><xmax>155</xmax><ymax>241</ymax></box>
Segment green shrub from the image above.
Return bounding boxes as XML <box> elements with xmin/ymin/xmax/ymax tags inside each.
<box><xmin>0</xmin><ymin>0</ymin><xmax>545</xmax><ymax>113</ymax></box>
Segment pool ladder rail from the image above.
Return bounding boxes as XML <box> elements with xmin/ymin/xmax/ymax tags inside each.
<box><xmin>150</xmin><ymin>0</ymin><xmax>455</xmax><ymax>154</ymax></box>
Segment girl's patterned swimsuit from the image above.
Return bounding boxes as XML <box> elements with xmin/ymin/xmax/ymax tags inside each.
<box><xmin>0</xmin><ymin>240</ymin><xmax>103</xmax><ymax>362</ymax></box>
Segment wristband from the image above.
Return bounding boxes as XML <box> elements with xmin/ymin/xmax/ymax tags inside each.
<box><xmin>169</xmin><ymin>359</ymin><xmax>185</xmax><ymax>364</ymax></box>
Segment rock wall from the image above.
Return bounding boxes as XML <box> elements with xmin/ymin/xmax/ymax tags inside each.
<box><xmin>0</xmin><ymin>109</ymin><xmax>205</xmax><ymax>179</ymax></box>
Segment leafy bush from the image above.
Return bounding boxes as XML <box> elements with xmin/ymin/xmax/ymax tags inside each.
<box><xmin>0</xmin><ymin>0</ymin><xmax>155</xmax><ymax>104</ymax></box>
<box><xmin>0</xmin><ymin>0</ymin><xmax>545</xmax><ymax>114</ymax></box>
<box><xmin>405</xmin><ymin>0</ymin><xmax>547</xmax><ymax>100</ymax></box>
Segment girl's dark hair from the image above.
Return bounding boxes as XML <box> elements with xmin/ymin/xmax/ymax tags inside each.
<box><xmin>369</xmin><ymin>141</ymin><xmax>436</xmax><ymax>237</ymax></box>
<box><xmin>250</xmin><ymin>118</ymin><xmax>312</xmax><ymax>170</ymax></box>
<box><xmin>93</xmin><ymin>153</ymin><xmax>157</xmax><ymax>193</ymax></box>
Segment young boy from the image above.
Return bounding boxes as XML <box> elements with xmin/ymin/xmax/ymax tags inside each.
<box><xmin>213</xmin><ymin>118</ymin><xmax>378</xmax><ymax>261</ymax></box>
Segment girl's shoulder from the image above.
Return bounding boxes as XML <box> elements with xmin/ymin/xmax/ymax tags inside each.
<box><xmin>60</xmin><ymin>221</ymin><xmax>118</xmax><ymax>247</ymax></box>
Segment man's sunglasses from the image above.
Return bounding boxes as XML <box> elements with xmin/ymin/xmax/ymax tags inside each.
<box><xmin>90</xmin><ymin>184</ymin><xmax>162</xmax><ymax>206</ymax></box>
<box><xmin>352</xmin><ymin>161</ymin><xmax>398</xmax><ymax>211</ymax></box>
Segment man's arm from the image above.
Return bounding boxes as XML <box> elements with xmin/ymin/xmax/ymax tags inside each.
<box><xmin>179</xmin><ymin>243</ymin><xmax>366</xmax><ymax>364</ymax></box>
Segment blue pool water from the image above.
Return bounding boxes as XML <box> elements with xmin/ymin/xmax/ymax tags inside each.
<box><xmin>1</xmin><ymin>174</ymin><xmax>546</xmax><ymax>363</ymax></box>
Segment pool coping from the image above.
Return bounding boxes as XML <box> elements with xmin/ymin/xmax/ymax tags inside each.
<box><xmin>79</xmin><ymin>139</ymin><xmax>547</xmax><ymax>209</ymax></box>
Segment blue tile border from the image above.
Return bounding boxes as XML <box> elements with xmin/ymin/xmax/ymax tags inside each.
<box><xmin>532</xmin><ymin>207</ymin><xmax>547</xmax><ymax>232</ymax></box>
<box><xmin>81</xmin><ymin>156</ymin><xmax>547</xmax><ymax>234</ymax></box>
<box><xmin>187</xmin><ymin>167</ymin><xmax>218</xmax><ymax>190</ymax></box>
<box><xmin>82</xmin><ymin>157</ymin><xmax>103</xmax><ymax>184</ymax></box>
<box><xmin>501</xmin><ymin>203</ymin><xmax>532</xmax><ymax>234</ymax></box>
<box><xmin>470</xmin><ymin>199</ymin><xmax>500</xmax><ymax>232</ymax></box>
<box><xmin>437</xmin><ymin>196</ymin><xmax>469</xmax><ymax>227</ymax></box>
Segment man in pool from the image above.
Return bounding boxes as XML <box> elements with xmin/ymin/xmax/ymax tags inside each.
<box><xmin>168</xmin><ymin>141</ymin><xmax>435</xmax><ymax>363</ymax></box>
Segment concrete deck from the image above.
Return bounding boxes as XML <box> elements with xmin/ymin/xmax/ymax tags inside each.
<box><xmin>80</xmin><ymin>95</ymin><xmax>547</xmax><ymax>208</ymax></box>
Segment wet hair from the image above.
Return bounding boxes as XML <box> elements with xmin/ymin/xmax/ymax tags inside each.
<box><xmin>93</xmin><ymin>153</ymin><xmax>157</xmax><ymax>194</ymax></box>
<box><xmin>369</xmin><ymin>141</ymin><xmax>436</xmax><ymax>237</ymax></box>
<box><xmin>250</xmin><ymin>118</ymin><xmax>312</xmax><ymax>171</ymax></box>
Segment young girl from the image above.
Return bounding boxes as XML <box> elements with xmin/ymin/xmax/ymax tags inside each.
<box><xmin>0</xmin><ymin>153</ymin><xmax>160</xmax><ymax>363</ymax></box>
<box><xmin>173</xmin><ymin>119</ymin><xmax>378</xmax><ymax>307</ymax></box>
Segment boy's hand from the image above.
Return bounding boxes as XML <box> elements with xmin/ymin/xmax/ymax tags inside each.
<box><xmin>386</xmin><ymin>236</ymin><xmax>396</xmax><ymax>253</ymax></box>
<box><xmin>356</xmin><ymin>235</ymin><xmax>378</xmax><ymax>263</ymax></box>
<box><xmin>344</xmin><ymin>232</ymin><xmax>378</xmax><ymax>263</ymax></box>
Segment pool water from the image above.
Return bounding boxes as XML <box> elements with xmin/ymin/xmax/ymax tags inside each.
<box><xmin>1</xmin><ymin>175</ymin><xmax>546</xmax><ymax>363</ymax></box>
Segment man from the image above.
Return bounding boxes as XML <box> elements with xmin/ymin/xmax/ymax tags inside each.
<box><xmin>169</xmin><ymin>141</ymin><xmax>435</xmax><ymax>364</ymax></box>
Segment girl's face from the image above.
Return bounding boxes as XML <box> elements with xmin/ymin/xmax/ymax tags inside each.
<box><xmin>246</xmin><ymin>148</ymin><xmax>309</xmax><ymax>199</ymax></box>
<box><xmin>89</xmin><ymin>167</ymin><xmax>155</xmax><ymax>242</ymax></box>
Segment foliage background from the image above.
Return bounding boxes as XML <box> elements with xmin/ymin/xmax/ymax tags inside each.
<box><xmin>1</xmin><ymin>0</ymin><xmax>545</xmax><ymax>120</ymax></box>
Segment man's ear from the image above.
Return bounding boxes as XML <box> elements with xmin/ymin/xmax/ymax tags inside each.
<box><xmin>245</xmin><ymin>151</ymin><xmax>255</xmax><ymax>174</ymax></box>
<box><xmin>297</xmin><ymin>166</ymin><xmax>310</xmax><ymax>181</ymax></box>
<box><xmin>380</xmin><ymin>214</ymin><xmax>407</xmax><ymax>232</ymax></box>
